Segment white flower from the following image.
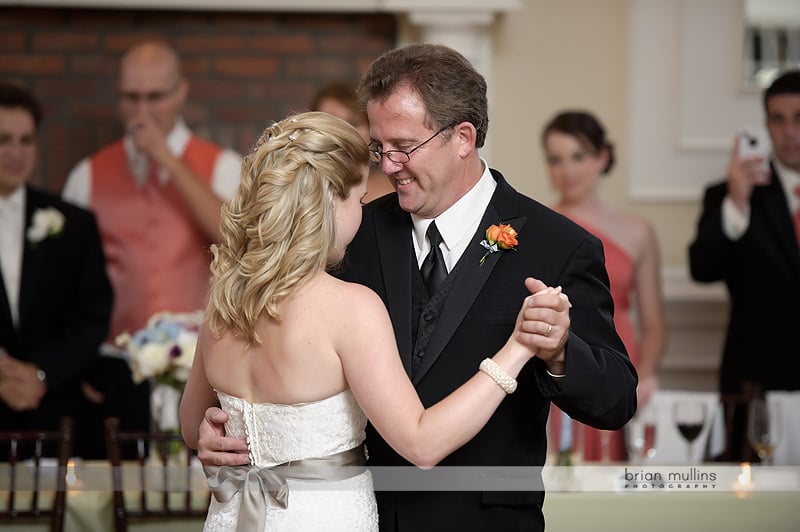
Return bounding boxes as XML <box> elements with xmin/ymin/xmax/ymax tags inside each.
<box><xmin>115</xmin><ymin>332</ymin><xmax>132</xmax><ymax>348</ymax></box>
<box><xmin>27</xmin><ymin>207</ymin><xmax>65</xmax><ymax>244</ymax></box>
<box><xmin>131</xmin><ymin>343</ymin><xmax>172</xmax><ymax>383</ymax></box>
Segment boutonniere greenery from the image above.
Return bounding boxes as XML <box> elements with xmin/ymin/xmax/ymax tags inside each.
<box><xmin>27</xmin><ymin>207</ymin><xmax>65</xmax><ymax>245</ymax></box>
<box><xmin>479</xmin><ymin>223</ymin><xmax>518</xmax><ymax>265</ymax></box>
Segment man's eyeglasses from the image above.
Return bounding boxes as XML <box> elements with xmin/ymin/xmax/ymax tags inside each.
<box><xmin>119</xmin><ymin>83</ymin><xmax>180</xmax><ymax>104</ymax></box>
<box><xmin>368</xmin><ymin>125</ymin><xmax>454</xmax><ymax>164</ymax></box>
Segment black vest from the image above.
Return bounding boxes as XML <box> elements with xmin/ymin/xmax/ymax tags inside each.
<box><xmin>410</xmin><ymin>255</ymin><xmax>460</xmax><ymax>379</ymax></box>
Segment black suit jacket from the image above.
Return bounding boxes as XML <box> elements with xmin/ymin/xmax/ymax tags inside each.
<box><xmin>341</xmin><ymin>170</ymin><xmax>637</xmax><ymax>531</ymax></box>
<box><xmin>0</xmin><ymin>185</ymin><xmax>112</xmax><ymax>430</ymax></box>
<box><xmin>689</xmin><ymin>167</ymin><xmax>800</xmax><ymax>393</ymax></box>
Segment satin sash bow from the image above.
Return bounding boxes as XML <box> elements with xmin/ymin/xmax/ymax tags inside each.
<box><xmin>205</xmin><ymin>444</ymin><xmax>367</xmax><ymax>532</ymax></box>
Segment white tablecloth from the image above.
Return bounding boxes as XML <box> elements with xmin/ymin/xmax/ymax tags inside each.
<box><xmin>629</xmin><ymin>390</ymin><xmax>724</xmax><ymax>465</ymax></box>
<box><xmin>633</xmin><ymin>389</ymin><xmax>800</xmax><ymax>465</ymax></box>
<box><xmin>768</xmin><ymin>391</ymin><xmax>800</xmax><ymax>465</ymax></box>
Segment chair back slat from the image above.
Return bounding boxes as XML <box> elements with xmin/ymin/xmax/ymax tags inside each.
<box><xmin>0</xmin><ymin>417</ymin><xmax>75</xmax><ymax>532</ymax></box>
<box><xmin>103</xmin><ymin>417</ymin><xmax>209</xmax><ymax>532</ymax></box>
<box><xmin>31</xmin><ymin>457</ymin><xmax>40</xmax><ymax>515</ymax></box>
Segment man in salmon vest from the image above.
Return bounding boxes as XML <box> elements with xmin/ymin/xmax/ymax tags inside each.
<box><xmin>63</xmin><ymin>39</ymin><xmax>242</xmax><ymax>437</ymax></box>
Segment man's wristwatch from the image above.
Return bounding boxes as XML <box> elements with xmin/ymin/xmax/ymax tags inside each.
<box><xmin>36</xmin><ymin>368</ymin><xmax>47</xmax><ymax>384</ymax></box>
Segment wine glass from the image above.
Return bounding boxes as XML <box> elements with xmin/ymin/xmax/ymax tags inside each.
<box><xmin>747</xmin><ymin>395</ymin><xmax>781</xmax><ymax>466</ymax></box>
<box><xmin>625</xmin><ymin>407</ymin><xmax>657</xmax><ymax>464</ymax></box>
<box><xmin>673</xmin><ymin>400</ymin><xmax>707</xmax><ymax>464</ymax></box>
<box><xmin>599</xmin><ymin>430</ymin><xmax>612</xmax><ymax>463</ymax></box>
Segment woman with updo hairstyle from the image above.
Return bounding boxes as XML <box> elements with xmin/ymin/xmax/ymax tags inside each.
<box><xmin>180</xmin><ymin>112</ymin><xmax>542</xmax><ymax>531</ymax></box>
<box><xmin>541</xmin><ymin>110</ymin><xmax>666</xmax><ymax>463</ymax></box>
<box><xmin>207</xmin><ymin>111</ymin><xmax>367</xmax><ymax>343</ymax></box>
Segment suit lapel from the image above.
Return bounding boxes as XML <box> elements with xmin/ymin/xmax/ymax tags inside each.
<box><xmin>412</xmin><ymin>172</ymin><xmax>528</xmax><ymax>385</ymax></box>
<box><xmin>0</xmin><ymin>267</ymin><xmax>14</xmax><ymax>346</ymax></box>
<box><xmin>374</xmin><ymin>202</ymin><xmax>415</xmax><ymax>375</ymax></box>
<box><xmin>18</xmin><ymin>187</ymin><xmax>47</xmax><ymax>330</ymax></box>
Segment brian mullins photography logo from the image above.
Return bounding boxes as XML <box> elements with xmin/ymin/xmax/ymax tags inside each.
<box><xmin>622</xmin><ymin>467</ymin><xmax>718</xmax><ymax>490</ymax></box>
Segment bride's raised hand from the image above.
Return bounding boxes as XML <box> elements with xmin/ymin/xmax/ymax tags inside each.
<box><xmin>514</xmin><ymin>277</ymin><xmax>571</xmax><ymax>375</ymax></box>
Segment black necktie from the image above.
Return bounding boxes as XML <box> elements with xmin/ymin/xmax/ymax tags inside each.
<box><xmin>420</xmin><ymin>221</ymin><xmax>447</xmax><ymax>294</ymax></box>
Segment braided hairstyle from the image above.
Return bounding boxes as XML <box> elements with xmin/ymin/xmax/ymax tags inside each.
<box><xmin>207</xmin><ymin>111</ymin><xmax>368</xmax><ymax>343</ymax></box>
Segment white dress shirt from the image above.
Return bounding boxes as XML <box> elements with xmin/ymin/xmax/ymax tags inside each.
<box><xmin>0</xmin><ymin>186</ymin><xmax>25</xmax><ymax>326</ymax></box>
<box><xmin>62</xmin><ymin>118</ymin><xmax>242</xmax><ymax>208</ymax></box>
<box><xmin>411</xmin><ymin>160</ymin><xmax>497</xmax><ymax>271</ymax></box>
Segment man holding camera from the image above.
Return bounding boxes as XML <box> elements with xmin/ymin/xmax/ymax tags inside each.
<box><xmin>688</xmin><ymin>70</ymin><xmax>800</xmax><ymax>458</ymax></box>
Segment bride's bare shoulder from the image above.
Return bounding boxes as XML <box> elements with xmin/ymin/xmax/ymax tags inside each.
<box><xmin>316</xmin><ymin>277</ymin><xmax>386</xmax><ymax>326</ymax></box>
<box><xmin>331</xmin><ymin>277</ymin><xmax>385</xmax><ymax>308</ymax></box>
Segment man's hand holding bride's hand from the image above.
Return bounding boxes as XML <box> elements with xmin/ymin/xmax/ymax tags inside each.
<box><xmin>515</xmin><ymin>277</ymin><xmax>571</xmax><ymax>376</ymax></box>
<box><xmin>197</xmin><ymin>406</ymin><xmax>250</xmax><ymax>467</ymax></box>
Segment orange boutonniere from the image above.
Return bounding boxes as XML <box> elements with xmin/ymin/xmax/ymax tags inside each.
<box><xmin>479</xmin><ymin>223</ymin><xmax>518</xmax><ymax>265</ymax></box>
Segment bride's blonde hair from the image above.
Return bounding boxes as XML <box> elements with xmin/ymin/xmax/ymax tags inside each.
<box><xmin>207</xmin><ymin>111</ymin><xmax>368</xmax><ymax>343</ymax></box>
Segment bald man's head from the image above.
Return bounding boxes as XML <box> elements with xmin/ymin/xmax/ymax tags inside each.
<box><xmin>121</xmin><ymin>40</ymin><xmax>183</xmax><ymax>82</ymax></box>
<box><xmin>117</xmin><ymin>40</ymin><xmax>188</xmax><ymax>135</ymax></box>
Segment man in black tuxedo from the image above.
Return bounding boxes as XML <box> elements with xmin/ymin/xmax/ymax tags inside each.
<box><xmin>0</xmin><ymin>82</ymin><xmax>112</xmax><ymax>455</ymax></box>
<box><xmin>689</xmin><ymin>71</ymin><xmax>800</xmax><ymax>458</ymax></box>
<box><xmin>194</xmin><ymin>44</ymin><xmax>637</xmax><ymax>530</ymax></box>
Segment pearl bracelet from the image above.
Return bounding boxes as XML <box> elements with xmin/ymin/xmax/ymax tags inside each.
<box><xmin>479</xmin><ymin>358</ymin><xmax>517</xmax><ymax>394</ymax></box>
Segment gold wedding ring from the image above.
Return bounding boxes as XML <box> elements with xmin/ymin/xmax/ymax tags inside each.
<box><xmin>545</xmin><ymin>324</ymin><xmax>552</xmax><ymax>337</ymax></box>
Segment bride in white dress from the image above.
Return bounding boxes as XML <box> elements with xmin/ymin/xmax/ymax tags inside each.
<box><xmin>180</xmin><ymin>112</ymin><xmax>564</xmax><ymax>531</ymax></box>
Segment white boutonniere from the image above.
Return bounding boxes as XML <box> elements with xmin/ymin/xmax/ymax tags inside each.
<box><xmin>27</xmin><ymin>207</ymin><xmax>65</xmax><ymax>244</ymax></box>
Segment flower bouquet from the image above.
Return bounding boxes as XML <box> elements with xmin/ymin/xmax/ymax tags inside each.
<box><xmin>116</xmin><ymin>311</ymin><xmax>203</xmax><ymax>432</ymax></box>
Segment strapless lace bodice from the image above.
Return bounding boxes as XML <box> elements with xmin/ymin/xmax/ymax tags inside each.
<box><xmin>204</xmin><ymin>389</ymin><xmax>378</xmax><ymax>531</ymax></box>
<box><xmin>217</xmin><ymin>389</ymin><xmax>368</xmax><ymax>468</ymax></box>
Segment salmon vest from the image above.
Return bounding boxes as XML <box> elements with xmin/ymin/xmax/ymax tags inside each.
<box><xmin>90</xmin><ymin>136</ymin><xmax>221</xmax><ymax>341</ymax></box>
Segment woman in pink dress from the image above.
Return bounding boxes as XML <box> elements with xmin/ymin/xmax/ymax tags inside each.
<box><xmin>541</xmin><ymin>111</ymin><xmax>667</xmax><ymax>461</ymax></box>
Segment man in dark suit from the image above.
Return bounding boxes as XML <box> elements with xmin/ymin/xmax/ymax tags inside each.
<box><xmin>0</xmin><ymin>82</ymin><xmax>112</xmax><ymax>456</ymax></box>
<box><xmin>689</xmin><ymin>71</ymin><xmax>800</xmax><ymax>459</ymax></box>
<box><xmin>194</xmin><ymin>44</ymin><xmax>637</xmax><ymax>531</ymax></box>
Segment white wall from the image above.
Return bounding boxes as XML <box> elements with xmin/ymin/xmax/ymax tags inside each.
<box><xmin>490</xmin><ymin>0</ymin><xmax>742</xmax><ymax>390</ymax></box>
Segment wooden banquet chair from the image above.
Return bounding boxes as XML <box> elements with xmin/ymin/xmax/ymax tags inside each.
<box><xmin>103</xmin><ymin>417</ymin><xmax>209</xmax><ymax>532</ymax></box>
<box><xmin>0</xmin><ymin>416</ymin><xmax>75</xmax><ymax>532</ymax></box>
